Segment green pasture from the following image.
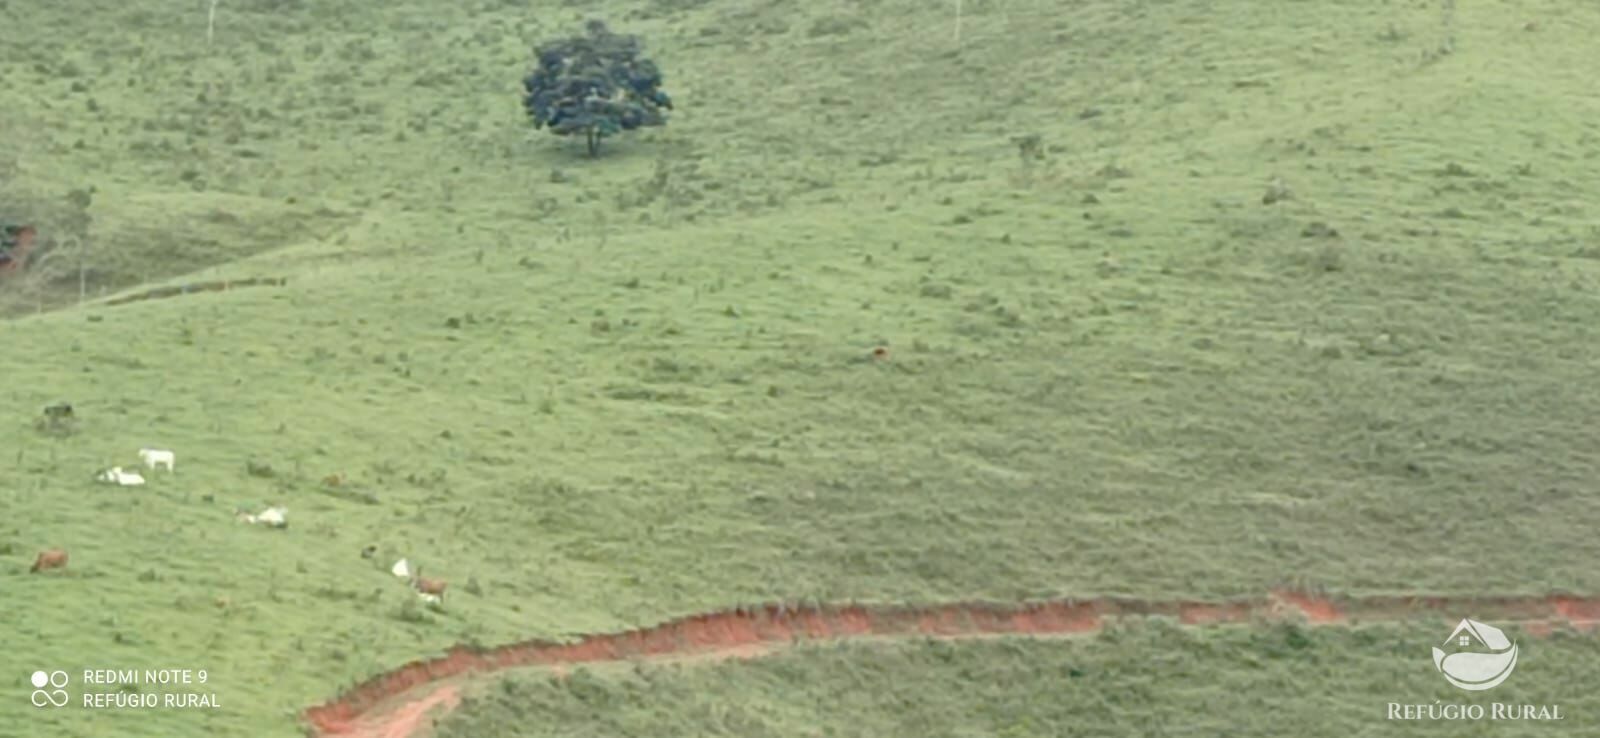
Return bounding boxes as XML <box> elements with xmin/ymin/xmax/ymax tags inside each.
<box><xmin>3</xmin><ymin>0</ymin><xmax>1598</xmax><ymax>735</ymax></box>
<box><xmin>438</xmin><ymin>621</ymin><xmax>1600</xmax><ymax>737</ymax></box>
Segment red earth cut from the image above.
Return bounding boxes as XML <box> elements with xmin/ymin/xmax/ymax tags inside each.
<box><xmin>302</xmin><ymin>591</ymin><xmax>1600</xmax><ymax>737</ymax></box>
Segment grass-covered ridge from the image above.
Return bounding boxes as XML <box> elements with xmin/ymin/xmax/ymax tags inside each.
<box><xmin>437</xmin><ymin>622</ymin><xmax>1600</xmax><ymax>737</ymax></box>
<box><xmin>4</xmin><ymin>0</ymin><xmax>1600</xmax><ymax>735</ymax></box>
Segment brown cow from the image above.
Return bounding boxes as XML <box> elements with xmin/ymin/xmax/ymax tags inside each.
<box><xmin>411</xmin><ymin>567</ymin><xmax>447</xmax><ymax>601</ymax></box>
<box><xmin>29</xmin><ymin>548</ymin><xmax>67</xmax><ymax>573</ymax></box>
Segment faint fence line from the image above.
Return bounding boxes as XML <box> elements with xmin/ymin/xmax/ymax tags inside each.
<box><xmin>99</xmin><ymin>276</ymin><xmax>289</xmax><ymax>307</ymax></box>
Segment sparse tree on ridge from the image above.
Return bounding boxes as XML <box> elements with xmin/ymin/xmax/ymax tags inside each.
<box><xmin>522</xmin><ymin>21</ymin><xmax>674</xmax><ymax>157</ymax></box>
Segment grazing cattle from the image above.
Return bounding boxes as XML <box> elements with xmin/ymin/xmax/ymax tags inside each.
<box><xmin>255</xmin><ymin>506</ymin><xmax>287</xmax><ymax>527</ymax></box>
<box><xmin>235</xmin><ymin>506</ymin><xmax>287</xmax><ymax>528</ymax></box>
<box><xmin>139</xmin><ymin>448</ymin><xmax>175</xmax><ymax>472</ymax></box>
<box><xmin>411</xmin><ymin>567</ymin><xmax>448</xmax><ymax>602</ymax></box>
<box><xmin>97</xmin><ymin>467</ymin><xmax>146</xmax><ymax>486</ymax></box>
<box><xmin>30</xmin><ymin>548</ymin><xmax>68</xmax><ymax>573</ymax></box>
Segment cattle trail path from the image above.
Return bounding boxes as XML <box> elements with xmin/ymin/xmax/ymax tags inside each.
<box><xmin>303</xmin><ymin>591</ymin><xmax>1600</xmax><ymax>738</ymax></box>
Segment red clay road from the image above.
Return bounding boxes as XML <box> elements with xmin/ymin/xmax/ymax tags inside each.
<box><xmin>302</xmin><ymin>590</ymin><xmax>1600</xmax><ymax>738</ymax></box>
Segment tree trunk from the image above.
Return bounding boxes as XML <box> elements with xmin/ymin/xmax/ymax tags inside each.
<box><xmin>586</xmin><ymin>128</ymin><xmax>599</xmax><ymax>157</ymax></box>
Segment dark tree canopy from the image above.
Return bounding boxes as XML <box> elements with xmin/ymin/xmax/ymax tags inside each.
<box><xmin>522</xmin><ymin>21</ymin><xmax>674</xmax><ymax>157</ymax></box>
<box><xmin>1</xmin><ymin>223</ymin><xmax>27</xmax><ymax>250</ymax></box>
<box><xmin>0</xmin><ymin>223</ymin><xmax>36</xmax><ymax>271</ymax></box>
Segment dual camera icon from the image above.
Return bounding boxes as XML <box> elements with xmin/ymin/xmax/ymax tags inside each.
<box><xmin>31</xmin><ymin>670</ymin><xmax>69</xmax><ymax>708</ymax></box>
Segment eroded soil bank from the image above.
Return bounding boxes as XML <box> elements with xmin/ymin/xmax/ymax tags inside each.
<box><xmin>303</xmin><ymin>591</ymin><xmax>1600</xmax><ymax>737</ymax></box>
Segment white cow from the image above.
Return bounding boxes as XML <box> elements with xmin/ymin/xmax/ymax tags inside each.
<box><xmin>256</xmin><ymin>506</ymin><xmax>287</xmax><ymax>527</ymax></box>
<box><xmin>97</xmin><ymin>467</ymin><xmax>146</xmax><ymax>486</ymax></box>
<box><xmin>236</xmin><ymin>506</ymin><xmax>288</xmax><ymax>528</ymax></box>
<box><xmin>139</xmin><ymin>448</ymin><xmax>176</xmax><ymax>472</ymax></box>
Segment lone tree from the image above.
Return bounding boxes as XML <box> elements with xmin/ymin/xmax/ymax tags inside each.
<box><xmin>522</xmin><ymin>21</ymin><xmax>673</xmax><ymax>157</ymax></box>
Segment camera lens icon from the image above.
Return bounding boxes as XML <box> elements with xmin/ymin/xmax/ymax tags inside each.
<box><xmin>30</xmin><ymin>670</ymin><xmax>69</xmax><ymax>708</ymax></box>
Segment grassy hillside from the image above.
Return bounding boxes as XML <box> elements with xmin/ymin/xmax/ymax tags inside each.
<box><xmin>4</xmin><ymin>0</ymin><xmax>1599</xmax><ymax>735</ymax></box>
<box><xmin>437</xmin><ymin>622</ymin><xmax>1600</xmax><ymax>737</ymax></box>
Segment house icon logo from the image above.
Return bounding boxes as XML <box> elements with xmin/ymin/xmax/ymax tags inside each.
<box><xmin>1432</xmin><ymin>619</ymin><xmax>1518</xmax><ymax>691</ymax></box>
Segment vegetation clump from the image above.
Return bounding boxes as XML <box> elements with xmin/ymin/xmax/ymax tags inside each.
<box><xmin>522</xmin><ymin>21</ymin><xmax>674</xmax><ymax>157</ymax></box>
<box><xmin>0</xmin><ymin>222</ymin><xmax>37</xmax><ymax>273</ymax></box>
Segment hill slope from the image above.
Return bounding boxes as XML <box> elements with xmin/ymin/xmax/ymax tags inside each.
<box><xmin>4</xmin><ymin>0</ymin><xmax>1600</xmax><ymax>735</ymax></box>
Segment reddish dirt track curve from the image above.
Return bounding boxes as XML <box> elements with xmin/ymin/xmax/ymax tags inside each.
<box><xmin>302</xmin><ymin>591</ymin><xmax>1600</xmax><ymax>738</ymax></box>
